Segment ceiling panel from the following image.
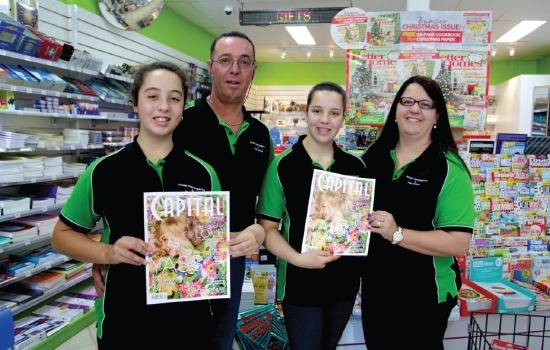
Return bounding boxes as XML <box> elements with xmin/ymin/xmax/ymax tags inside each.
<box><xmin>164</xmin><ymin>0</ymin><xmax>550</xmax><ymax>63</ymax></box>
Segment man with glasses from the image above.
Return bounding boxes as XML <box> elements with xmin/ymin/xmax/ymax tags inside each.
<box><xmin>174</xmin><ymin>31</ymin><xmax>273</xmax><ymax>349</ymax></box>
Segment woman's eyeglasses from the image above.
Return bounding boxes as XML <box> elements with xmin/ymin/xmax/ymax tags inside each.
<box><xmin>212</xmin><ymin>56</ymin><xmax>255</xmax><ymax>69</ymax></box>
<box><xmin>398</xmin><ymin>97</ymin><xmax>435</xmax><ymax>109</ymax></box>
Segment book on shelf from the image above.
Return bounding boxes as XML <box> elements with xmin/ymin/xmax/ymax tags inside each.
<box><xmin>0</xmin><ymin>195</ymin><xmax>31</xmax><ymax>217</ymax></box>
<box><xmin>9</xmin><ymin>213</ymin><xmax>58</xmax><ymax>235</ymax></box>
<box><xmin>0</xmin><ymin>221</ymin><xmax>38</xmax><ymax>243</ymax></box>
<box><xmin>19</xmin><ymin>271</ymin><xmax>66</xmax><ymax>291</ymax></box>
<box><xmin>495</xmin><ymin>133</ymin><xmax>528</xmax><ymax>155</ymax></box>
<box><xmin>0</xmin><ymin>236</ymin><xmax>12</xmax><ymax>246</ymax></box>
<box><xmin>301</xmin><ymin>169</ymin><xmax>375</xmax><ymax>256</ymax></box>
<box><xmin>48</xmin><ymin>259</ymin><xmax>86</xmax><ymax>279</ymax></box>
<box><xmin>0</xmin><ymin>299</ymin><xmax>17</xmax><ymax>311</ymax></box>
<box><xmin>510</xmin><ymin>279</ymin><xmax>550</xmax><ymax>311</ymax></box>
<box><xmin>0</xmin><ymin>259</ymin><xmax>34</xmax><ymax>276</ymax></box>
<box><xmin>31</xmin><ymin>301</ymin><xmax>84</xmax><ymax>322</ymax></box>
<box><xmin>14</xmin><ymin>315</ymin><xmax>67</xmax><ymax>350</ymax></box>
<box><xmin>0</xmin><ymin>284</ymin><xmax>43</xmax><ymax>304</ymax></box>
<box><xmin>144</xmin><ymin>191</ymin><xmax>230</xmax><ymax>304</ymax></box>
<box><xmin>53</xmin><ymin>294</ymin><xmax>95</xmax><ymax>312</ymax></box>
<box><xmin>10</xmin><ymin>245</ymin><xmax>61</xmax><ymax>266</ymax></box>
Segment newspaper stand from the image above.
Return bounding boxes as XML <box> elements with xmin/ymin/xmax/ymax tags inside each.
<box><xmin>467</xmin><ymin>312</ymin><xmax>550</xmax><ymax>349</ymax></box>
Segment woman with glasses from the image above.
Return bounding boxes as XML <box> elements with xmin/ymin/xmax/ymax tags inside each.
<box><xmin>359</xmin><ymin>75</ymin><xmax>474</xmax><ymax>349</ymax></box>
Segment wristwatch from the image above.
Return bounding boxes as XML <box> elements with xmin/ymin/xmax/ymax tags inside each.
<box><xmin>391</xmin><ymin>226</ymin><xmax>404</xmax><ymax>245</ymax></box>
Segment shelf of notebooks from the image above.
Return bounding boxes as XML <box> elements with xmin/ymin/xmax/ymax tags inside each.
<box><xmin>0</xmin><ymin>109</ymin><xmax>138</xmax><ymax>123</ymax></box>
<box><xmin>12</xmin><ymin>281</ymin><xmax>98</xmax><ymax>350</ymax></box>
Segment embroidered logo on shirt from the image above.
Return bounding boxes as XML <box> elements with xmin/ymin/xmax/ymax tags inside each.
<box><xmin>406</xmin><ymin>175</ymin><xmax>428</xmax><ymax>187</ymax></box>
<box><xmin>250</xmin><ymin>141</ymin><xmax>266</xmax><ymax>153</ymax></box>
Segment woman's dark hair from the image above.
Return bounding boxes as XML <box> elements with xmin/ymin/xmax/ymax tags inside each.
<box><xmin>130</xmin><ymin>61</ymin><xmax>188</xmax><ymax>107</ymax></box>
<box><xmin>374</xmin><ymin>75</ymin><xmax>469</xmax><ymax>173</ymax></box>
<box><xmin>210</xmin><ymin>31</ymin><xmax>256</xmax><ymax>60</ymax></box>
<box><xmin>306</xmin><ymin>81</ymin><xmax>347</xmax><ymax>112</ymax></box>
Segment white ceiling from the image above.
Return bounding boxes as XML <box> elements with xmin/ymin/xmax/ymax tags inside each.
<box><xmin>164</xmin><ymin>0</ymin><xmax>550</xmax><ymax>63</ymax></box>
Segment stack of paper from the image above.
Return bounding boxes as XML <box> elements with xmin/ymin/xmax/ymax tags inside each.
<box><xmin>62</xmin><ymin>161</ymin><xmax>87</xmax><ymax>174</ymax></box>
<box><xmin>0</xmin><ymin>222</ymin><xmax>38</xmax><ymax>243</ymax></box>
<box><xmin>10</xmin><ymin>213</ymin><xmax>58</xmax><ymax>235</ymax></box>
<box><xmin>19</xmin><ymin>271</ymin><xmax>66</xmax><ymax>291</ymax></box>
<box><xmin>63</xmin><ymin>128</ymin><xmax>89</xmax><ymax>146</ymax></box>
<box><xmin>43</xmin><ymin>156</ymin><xmax>63</xmax><ymax>176</ymax></box>
<box><xmin>0</xmin><ymin>158</ymin><xmax>24</xmax><ymax>183</ymax></box>
<box><xmin>13</xmin><ymin>315</ymin><xmax>67</xmax><ymax>349</ymax></box>
<box><xmin>0</xmin><ymin>195</ymin><xmax>31</xmax><ymax>216</ymax></box>
<box><xmin>28</xmin><ymin>195</ymin><xmax>56</xmax><ymax>209</ymax></box>
<box><xmin>0</xmin><ymin>131</ymin><xmax>28</xmax><ymax>149</ymax></box>
<box><xmin>0</xmin><ymin>155</ymin><xmax>44</xmax><ymax>178</ymax></box>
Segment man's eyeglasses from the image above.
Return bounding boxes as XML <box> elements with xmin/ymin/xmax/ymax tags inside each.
<box><xmin>212</xmin><ymin>56</ymin><xmax>255</xmax><ymax>69</ymax></box>
<box><xmin>398</xmin><ymin>97</ymin><xmax>435</xmax><ymax>109</ymax></box>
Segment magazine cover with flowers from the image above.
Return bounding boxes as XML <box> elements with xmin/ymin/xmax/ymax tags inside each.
<box><xmin>144</xmin><ymin>191</ymin><xmax>230</xmax><ymax>304</ymax></box>
<box><xmin>301</xmin><ymin>169</ymin><xmax>375</xmax><ymax>256</ymax></box>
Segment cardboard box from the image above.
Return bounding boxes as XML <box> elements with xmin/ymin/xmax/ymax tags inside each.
<box><xmin>457</xmin><ymin>278</ymin><xmax>497</xmax><ymax>316</ymax></box>
<box><xmin>26</xmin><ymin>27</ymin><xmax>62</xmax><ymax>61</ymax></box>
<box><xmin>469</xmin><ymin>257</ymin><xmax>536</xmax><ymax>313</ymax></box>
<box><xmin>19</xmin><ymin>64</ymin><xmax>54</xmax><ymax>89</ymax></box>
<box><xmin>0</xmin><ymin>63</ymin><xmax>24</xmax><ymax>85</ymax></box>
<box><xmin>3</xmin><ymin>63</ymin><xmax>39</xmax><ymax>87</ymax></box>
<box><xmin>0</xmin><ymin>12</ymin><xmax>25</xmax><ymax>51</ymax></box>
<box><xmin>15</xmin><ymin>27</ymin><xmax>42</xmax><ymax>56</ymax></box>
<box><xmin>0</xmin><ymin>89</ymin><xmax>16</xmax><ymax>110</ymax></box>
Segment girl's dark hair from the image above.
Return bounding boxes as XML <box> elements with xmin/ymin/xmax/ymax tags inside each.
<box><xmin>306</xmin><ymin>81</ymin><xmax>347</xmax><ymax>112</ymax></box>
<box><xmin>130</xmin><ymin>61</ymin><xmax>188</xmax><ymax>106</ymax></box>
<box><xmin>374</xmin><ymin>75</ymin><xmax>469</xmax><ymax>174</ymax></box>
<box><xmin>210</xmin><ymin>31</ymin><xmax>256</xmax><ymax>59</ymax></box>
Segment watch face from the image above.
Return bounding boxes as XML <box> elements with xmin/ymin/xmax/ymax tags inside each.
<box><xmin>392</xmin><ymin>229</ymin><xmax>403</xmax><ymax>244</ymax></box>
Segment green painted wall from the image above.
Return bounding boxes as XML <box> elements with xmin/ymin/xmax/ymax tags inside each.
<box><xmin>62</xmin><ymin>1</ymin><xmax>550</xmax><ymax>86</ymax></box>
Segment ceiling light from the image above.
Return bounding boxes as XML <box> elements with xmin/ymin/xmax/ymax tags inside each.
<box><xmin>490</xmin><ymin>49</ymin><xmax>496</xmax><ymax>56</ymax></box>
<box><xmin>285</xmin><ymin>26</ymin><xmax>316</xmax><ymax>45</ymax></box>
<box><xmin>306</xmin><ymin>50</ymin><xmax>311</xmax><ymax>58</ymax></box>
<box><xmin>496</xmin><ymin>21</ymin><xmax>546</xmax><ymax>43</ymax></box>
<box><xmin>509</xmin><ymin>48</ymin><xmax>515</xmax><ymax>56</ymax></box>
<box><xmin>329</xmin><ymin>49</ymin><xmax>334</xmax><ymax>58</ymax></box>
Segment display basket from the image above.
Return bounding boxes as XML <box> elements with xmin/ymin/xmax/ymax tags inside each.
<box><xmin>467</xmin><ymin>312</ymin><xmax>550</xmax><ymax>349</ymax></box>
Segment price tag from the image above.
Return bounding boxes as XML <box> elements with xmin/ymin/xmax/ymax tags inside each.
<box><xmin>10</xmin><ymin>86</ymin><xmax>16</xmax><ymax>91</ymax></box>
<box><xmin>24</xmin><ymin>240</ymin><xmax>31</xmax><ymax>245</ymax></box>
<box><xmin>55</xmin><ymin>92</ymin><xmax>61</xmax><ymax>97</ymax></box>
<box><xmin>26</xmin><ymin>88</ymin><xmax>32</xmax><ymax>93</ymax></box>
<box><xmin>14</xmin><ymin>213</ymin><xmax>20</xmax><ymax>218</ymax></box>
<box><xmin>45</xmin><ymin>263</ymin><xmax>52</xmax><ymax>269</ymax></box>
<box><xmin>54</xmin><ymin>146</ymin><xmax>60</xmax><ymax>151</ymax></box>
<box><xmin>25</xmin><ymin>271</ymin><xmax>32</xmax><ymax>277</ymax></box>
